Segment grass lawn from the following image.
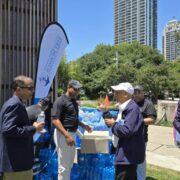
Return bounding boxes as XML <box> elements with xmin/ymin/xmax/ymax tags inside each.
<box><xmin>147</xmin><ymin>164</ymin><xmax>180</xmax><ymax>180</ymax></box>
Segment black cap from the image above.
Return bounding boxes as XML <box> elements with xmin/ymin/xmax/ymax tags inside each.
<box><xmin>134</xmin><ymin>85</ymin><xmax>144</xmax><ymax>91</ymax></box>
<box><xmin>68</xmin><ymin>80</ymin><xmax>81</xmax><ymax>89</ymax></box>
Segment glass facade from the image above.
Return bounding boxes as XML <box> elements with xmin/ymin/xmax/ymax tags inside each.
<box><xmin>163</xmin><ymin>19</ymin><xmax>180</xmax><ymax>61</ymax></box>
<box><xmin>114</xmin><ymin>0</ymin><xmax>157</xmax><ymax>48</ymax></box>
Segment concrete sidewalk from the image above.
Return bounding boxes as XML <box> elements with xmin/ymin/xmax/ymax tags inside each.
<box><xmin>146</xmin><ymin>125</ymin><xmax>180</xmax><ymax>172</ymax></box>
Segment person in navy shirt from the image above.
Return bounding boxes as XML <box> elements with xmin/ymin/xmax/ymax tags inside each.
<box><xmin>0</xmin><ymin>75</ymin><xmax>44</xmax><ymax>180</ymax></box>
<box><xmin>173</xmin><ymin>100</ymin><xmax>180</xmax><ymax>133</ymax></box>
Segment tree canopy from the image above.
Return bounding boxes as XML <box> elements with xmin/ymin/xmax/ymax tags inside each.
<box><xmin>58</xmin><ymin>42</ymin><xmax>180</xmax><ymax>102</ymax></box>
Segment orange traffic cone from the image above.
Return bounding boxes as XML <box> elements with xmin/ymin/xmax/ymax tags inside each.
<box><xmin>104</xmin><ymin>95</ymin><xmax>110</xmax><ymax>107</ymax></box>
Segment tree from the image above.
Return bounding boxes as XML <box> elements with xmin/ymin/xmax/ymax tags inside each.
<box><xmin>66</xmin><ymin>42</ymin><xmax>178</xmax><ymax>100</ymax></box>
<box><xmin>167</xmin><ymin>60</ymin><xmax>180</xmax><ymax>97</ymax></box>
<box><xmin>136</xmin><ymin>63</ymin><xmax>169</xmax><ymax>102</ymax></box>
<box><xmin>57</xmin><ymin>54</ymin><xmax>69</xmax><ymax>94</ymax></box>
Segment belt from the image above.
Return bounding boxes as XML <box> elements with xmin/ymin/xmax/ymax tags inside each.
<box><xmin>64</xmin><ymin>128</ymin><xmax>77</xmax><ymax>132</ymax></box>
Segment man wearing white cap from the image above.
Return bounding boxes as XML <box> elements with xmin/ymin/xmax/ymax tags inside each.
<box><xmin>103</xmin><ymin>82</ymin><xmax>145</xmax><ymax>180</ymax></box>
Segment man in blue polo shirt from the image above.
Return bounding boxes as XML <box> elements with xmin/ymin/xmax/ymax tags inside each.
<box><xmin>52</xmin><ymin>80</ymin><xmax>92</xmax><ymax>180</ymax></box>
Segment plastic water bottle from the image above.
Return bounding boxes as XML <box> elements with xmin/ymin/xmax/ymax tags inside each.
<box><xmin>33</xmin><ymin>111</ymin><xmax>45</xmax><ymax>142</ymax></box>
<box><xmin>37</xmin><ymin>111</ymin><xmax>45</xmax><ymax>123</ymax></box>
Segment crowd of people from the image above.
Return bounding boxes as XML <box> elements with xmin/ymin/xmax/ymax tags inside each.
<box><xmin>0</xmin><ymin>75</ymin><xmax>179</xmax><ymax>180</ymax></box>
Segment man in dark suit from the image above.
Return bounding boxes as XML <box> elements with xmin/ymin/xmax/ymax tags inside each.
<box><xmin>0</xmin><ymin>75</ymin><xmax>44</xmax><ymax>180</ymax></box>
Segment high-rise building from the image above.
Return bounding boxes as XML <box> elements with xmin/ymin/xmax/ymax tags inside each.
<box><xmin>0</xmin><ymin>0</ymin><xmax>58</xmax><ymax>106</ymax></box>
<box><xmin>114</xmin><ymin>0</ymin><xmax>157</xmax><ymax>48</ymax></box>
<box><xmin>162</xmin><ymin>18</ymin><xmax>180</xmax><ymax>61</ymax></box>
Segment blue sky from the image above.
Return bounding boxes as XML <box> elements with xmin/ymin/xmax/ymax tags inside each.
<box><xmin>58</xmin><ymin>0</ymin><xmax>180</xmax><ymax>61</ymax></box>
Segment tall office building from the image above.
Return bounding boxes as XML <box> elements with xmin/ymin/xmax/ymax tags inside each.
<box><xmin>162</xmin><ymin>18</ymin><xmax>180</xmax><ymax>61</ymax></box>
<box><xmin>114</xmin><ymin>0</ymin><xmax>157</xmax><ymax>48</ymax></box>
<box><xmin>0</xmin><ymin>0</ymin><xmax>58</xmax><ymax>106</ymax></box>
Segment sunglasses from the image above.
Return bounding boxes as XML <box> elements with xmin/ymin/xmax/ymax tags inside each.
<box><xmin>73</xmin><ymin>87</ymin><xmax>79</xmax><ymax>92</ymax></box>
<box><xmin>20</xmin><ymin>86</ymin><xmax>34</xmax><ymax>91</ymax></box>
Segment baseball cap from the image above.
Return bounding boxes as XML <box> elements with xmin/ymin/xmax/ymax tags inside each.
<box><xmin>134</xmin><ymin>85</ymin><xmax>144</xmax><ymax>91</ymax></box>
<box><xmin>111</xmin><ymin>82</ymin><xmax>134</xmax><ymax>95</ymax></box>
<box><xmin>68</xmin><ymin>80</ymin><xmax>82</xmax><ymax>89</ymax></box>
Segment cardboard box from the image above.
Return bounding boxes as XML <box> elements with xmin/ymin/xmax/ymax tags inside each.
<box><xmin>80</xmin><ymin>131</ymin><xmax>110</xmax><ymax>154</ymax></box>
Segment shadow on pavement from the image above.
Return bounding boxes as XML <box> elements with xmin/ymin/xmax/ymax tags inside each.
<box><xmin>146</xmin><ymin>177</ymin><xmax>157</xmax><ymax>180</ymax></box>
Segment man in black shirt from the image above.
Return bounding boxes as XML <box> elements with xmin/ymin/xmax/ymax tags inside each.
<box><xmin>52</xmin><ymin>80</ymin><xmax>92</xmax><ymax>180</ymax></box>
<box><xmin>133</xmin><ymin>85</ymin><xmax>156</xmax><ymax>180</ymax></box>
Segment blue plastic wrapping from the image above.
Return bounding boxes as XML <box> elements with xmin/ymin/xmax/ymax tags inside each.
<box><xmin>34</xmin><ymin>107</ymin><xmax>118</xmax><ymax>179</ymax></box>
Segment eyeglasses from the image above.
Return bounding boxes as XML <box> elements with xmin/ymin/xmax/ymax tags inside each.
<box><xmin>114</xmin><ymin>91</ymin><xmax>124</xmax><ymax>94</ymax></box>
<box><xmin>20</xmin><ymin>86</ymin><xmax>34</xmax><ymax>91</ymax></box>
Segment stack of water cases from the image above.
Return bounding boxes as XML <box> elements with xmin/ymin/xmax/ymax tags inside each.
<box><xmin>35</xmin><ymin>108</ymin><xmax>118</xmax><ymax>179</ymax></box>
<box><xmin>72</xmin><ymin>108</ymin><xmax>117</xmax><ymax>179</ymax></box>
<box><xmin>34</xmin><ymin>148</ymin><xmax>58</xmax><ymax>180</ymax></box>
<box><xmin>71</xmin><ymin>153</ymin><xmax>115</xmax><ymax>180</ymax></box>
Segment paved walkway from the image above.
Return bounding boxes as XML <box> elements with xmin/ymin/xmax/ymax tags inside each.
<box><xmin>146</xmin><ymin>125</ymin><xmax>180</xmax><ymax>172</ymax></box>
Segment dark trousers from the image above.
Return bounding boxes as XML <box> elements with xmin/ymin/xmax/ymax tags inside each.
<box><xmin>115</xmin><ymin>164</ymin><xmax>137</xmax><ymax>180</ymax></box>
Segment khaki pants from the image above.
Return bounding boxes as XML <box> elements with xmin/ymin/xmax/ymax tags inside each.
<box><xmin>54</xmin><ymin>129</ymin><xmax>76</xmax><ymax>180</ymax></box>
<box><xmin>3</xmin><ymin>169</ymin><xmax>33</xmax><ymax>180</ymax></box>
